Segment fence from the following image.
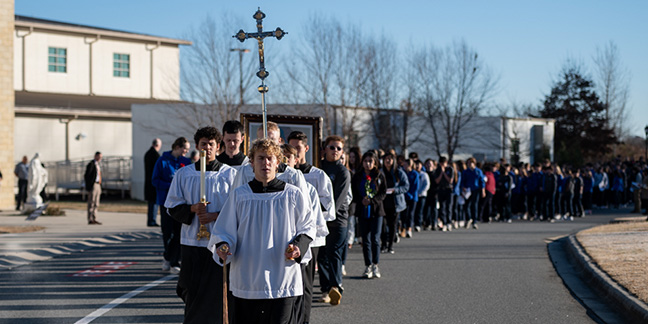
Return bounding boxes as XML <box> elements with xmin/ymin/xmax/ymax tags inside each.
<box><xmin>44</xmin><ymin>156</ymin><xmax>132</xmax><ymax>200</ymax></box>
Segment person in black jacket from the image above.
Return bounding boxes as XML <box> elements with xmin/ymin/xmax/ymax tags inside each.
<box><xmin>380</xmin><ymin>152</ymin><xmax>409</xmax><ymax>253</ymax></box>
<box><xmin>84</xmin><ymin>152</ymin><xmax>103</xmax><ymax>225</ymax></box>
<box><xmin>541</xmin><ymin>165</ymin><xmax>557</xmax><ymax>222</ymax></box>
<box><xmin>317</xmin><ymin>135</ymin><xmax>351</xmax><ymax>306</ymax></box>
<box><xmin>496</xmin><ymin>164</ymin><xmax>514</xmax><ymax>223</ymax></box>
<box><xmin>352</xmin><ymin>151</ymin><xmax>387</xmax><ymax>279</ymax></box>
<box><xmin>144</xmin><ymin>138</ymin><xmax>161</xmax><ymax>226</ymax></box>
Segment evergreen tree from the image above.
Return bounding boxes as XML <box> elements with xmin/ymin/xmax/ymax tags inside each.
<box><xmin>539</xmin><ymin>65</ymin><xmax>616</xmax><ymax>166</ymax></box>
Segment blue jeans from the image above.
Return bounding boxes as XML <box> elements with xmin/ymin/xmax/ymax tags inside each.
<box><xmin>466</xmin><ymin>193</ymin><xmax>480</xmax><ymax>223</ymax></box>
<box><xmin>147</xmin><ymin>201</ymin><xmax>158</xmax><ymax>225</ymax></box>
<box><xmin>414</xmin><ymin>196</ymin><xmax>426</xmax><ymax>227</ymax></box>
<box><xmin>318</xmin><ymin>225</ymin><xmax>347</xmax><ymax>293</ymax></box>
<box><xmin>358</xmin><ymin>216</ymin><xmax>383</xmax><ymax>266</ymax></box>
<box><xmin>437</xmin><ymin>190</ymin><xmax>453</xmax><ymax>226</ymax></box>
<box><xmin>402</xmin><ymin>199</ymin><xmax>417</xmax><ymax>229</ymax></box>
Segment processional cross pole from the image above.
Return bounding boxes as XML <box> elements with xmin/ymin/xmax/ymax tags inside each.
<box><xmin>234</xmin><ymin>8</ymin><xmax>287</xmax><ymax>138</ymax></box>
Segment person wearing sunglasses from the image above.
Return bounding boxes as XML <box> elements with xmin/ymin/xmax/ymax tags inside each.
<box><xmin>317</xmin><ymin>135</ymin><xmax>351</xmax><ymax>306</ymax></box>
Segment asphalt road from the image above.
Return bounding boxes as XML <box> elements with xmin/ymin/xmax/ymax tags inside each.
<box><xmin>0</xmin><ymin>213</ymin><xmax>619</xmax><ymax>324</ymax></box>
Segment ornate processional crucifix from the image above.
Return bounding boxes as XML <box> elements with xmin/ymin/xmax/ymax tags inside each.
<box><xmin>234</xmin><ymin>8</ymin><xmax>287</xmax><ymax>138</ymax></box>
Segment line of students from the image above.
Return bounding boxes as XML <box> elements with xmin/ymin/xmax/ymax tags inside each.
<box><xmin>153</xmin><ymin>120</ymin><xmax>353</xmax><ymax>324</ymax></box>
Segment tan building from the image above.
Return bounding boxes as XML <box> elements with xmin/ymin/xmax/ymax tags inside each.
<box><xmin>1</xmin><ymin>13</ymin><xmax>190</xmax><ymax>204</ymax></box>
<box><xmin>0</xmin><ymin>0</ymin><xmax>15</xmax><ymax>210</ymax></box>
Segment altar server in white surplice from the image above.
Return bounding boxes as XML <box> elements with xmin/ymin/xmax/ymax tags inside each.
<box><xmin>282</xmin><ymin>143</ymin><xmax>330</xmax><ymax>324</ymax></box>
<box><xmin>164</xmin><ymin>126</ymin><xmax>237</xmax><ymax>324</ymax></box>
<box><xmin>211</xmin><ymin>138</ymin><xmax>316</xmax><ymax>324</ymax></box>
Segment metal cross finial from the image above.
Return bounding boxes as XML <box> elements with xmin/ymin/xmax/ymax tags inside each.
<box><xmin>234</xmin><ymin>8</ymin><xmax>286</xmax><ymax>81</ymax></box>
<box><xmin>234</xmin><ymin>8</ymin><xmax>287</xmax><ymax>138</ymax></box>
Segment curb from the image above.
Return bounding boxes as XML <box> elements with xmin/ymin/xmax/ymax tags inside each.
<box><xmin>0</xmin><ymin>231</ymin><xmax>161</xmax><ymax>271</ymax></box>
<box><xmin>565</xmin><ymin>234</ymin><xmax>648</xmax><ymax>323</ymax></box>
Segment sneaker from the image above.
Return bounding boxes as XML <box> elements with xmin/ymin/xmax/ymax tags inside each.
<box><xmin>507</xmin><ymin>219</ymin><xmax>512</xmax><ymax>223</ymax></box>
<box><xmin>318</xmin><ymin>292</ymin><xmax>331</xmax><ymax>303</ymax></box>
<box><xmin>372</xmin><ymin>264</ymin><xmax>381</xmax><ymax>278</ymax></box>
<box><xmin>472</xmin><ymin>223</ymin><xmax>478</xmax><ymax>230</ymax></box>
<box><xmin>388</xmin><ymin>248</ymin><xmax>395</xmax><ymax>254</ymax></box>
<box><xmin>170</xmin><ymin>266</ymin><xmax>181</xmax><ymax>275</ymax></box>
<box><xmin>363</xmin><ymin>266</ymin><xmax>373</xmax><ymax>279</ymax></box>
<box><xmin>414</xmin><ymin>226</ymin><xmax>421</xmax><ymax>232</ymax></box>
<box><xmin>342</xmin><ymin>265</ymin><xmax>347</xmax><ymax>276</ymax></box>
<box><xmin>329</xmin><ymin>287</ymin><xmax>342</xmax><ymax>306</ymax></box>
<box><xmin>446</xmin><ymin>225</ymin><xmax>452</xmax><ymax>232</ymax></box>
<box><xmin>162</xmin><ymin>260</ymin><xmax>171</xmax><ymax>272</ymax></box>
<box><xmin>406</xmin><ymin>230</ymin><xmax>412</xmax><ymax>238</ymax></box>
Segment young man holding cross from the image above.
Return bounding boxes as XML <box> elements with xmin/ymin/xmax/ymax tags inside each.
<box><xmin>164</xmin><ymin>126</ymin><xmax>237</xmax><ymax>324</ymax></box>
<box><xmin>212</xmin><ymin>138</ymin><xmax>315</xmax><ymax>324</ymax></box>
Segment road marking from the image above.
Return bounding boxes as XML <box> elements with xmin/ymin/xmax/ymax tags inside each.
<box><xmin>71</xmin><ymin>262</ymin><xmax>136</xmax><ymax>277</ymax></box>
<box><xmin>74</xmin><ymin>274</ymin><xmax>177</xmax><ymax>324</ymax></box>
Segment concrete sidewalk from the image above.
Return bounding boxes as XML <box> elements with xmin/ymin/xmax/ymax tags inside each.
<box><xmin>0</xmin><ymin>208</ymin><xmax>160</xmax><ymax>270</ymax></box>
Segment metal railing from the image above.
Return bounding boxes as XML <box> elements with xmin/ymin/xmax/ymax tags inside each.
<box><xmin>44</xmin><ymin>156</ymin><xmax>132</xmax><ymax>200</ymax></box>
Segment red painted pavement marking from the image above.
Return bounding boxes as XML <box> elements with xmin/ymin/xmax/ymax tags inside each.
<box><xmin>70</xmin><ymin>262</ymin><xmax>137</xmax><ymax>277</ymax></box>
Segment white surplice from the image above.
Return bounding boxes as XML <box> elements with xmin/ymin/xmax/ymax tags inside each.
<box><xmin>231</xmin><ymin>163</ymin><xmax>328</xmax><ymax>243</ymax></box>
<box><xmin>209</xmin><ymin>182</ymin><xmax>316</xmax><ymax>299</ymax></box>
<box><xmin>164</xmin><ymin>164</ymin><xmax>237</xmax><ymax>248</ymax></box>
<box><xmin>302</xmin><ymin>167</ymin><xmax>336</xmax><ymax>222</ymax></box>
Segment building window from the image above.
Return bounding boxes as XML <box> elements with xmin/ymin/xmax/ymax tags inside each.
<box><xmin>113</xmin><ymin>53</ymin><xmax>130</xmax><ymax>78</ymax></box>
<box><xmin>48</xmin><ymin>47</ymin><xmax>67</xmax><ymax>73</ymax></box>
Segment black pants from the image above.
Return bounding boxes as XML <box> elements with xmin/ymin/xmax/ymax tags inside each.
<box><xmin>177</xmin><ymin>245</ymin><xmax>233</xmax><ymax>324</ymax></box>
<box><xmin>234</xmin><ymin>296</ymin><xmax>298</xmax><ymax>324</ymax></box>
<box><xmin>423</xmin><ymin>194</ymin><xmax>437</xmax><ymax>228</ymax></box>
<box><xmin>161</xmin><ymin>209</ymin><xmax>182</xmax><ymax>266</ymax></box>
<box><xmin>573</xmin><ymin>193</ymin><xmax>585</xmax><ymax>216</ymax></box>
<box><xmin>496</xmin><ymin>193</ymin><xmax>512</xmax><ymax>221</ymax></box>
<box><xmin>300</xmin><ymin>247</ymin><xmax>319</xmax><ymax>323</ymax></box>
<box><xmin>16</xmin><ymin>179</ymin><xmax>27</xmax><ymax>209</ymax></box>
<box><xmin>480</xmin><ymin>191</ymin><xmax>493</xmax><ymax>222</ymax></box>
<box><xmin>527</xmin><ymin>191</ymin><xmax>540</xmax><ymax>217</ymax></box>
<box><xmin>562</xmin><ymin>192</ymin><xmax>573</xmax><ymax>216</ymax></box>
<box><xmin>543</xmin><ymin>191</ymin><xmax>555</xmax><ymax>220</ymax></box>
<box><xmin>381</xmin><ymin>205</ymin><xmax>399</xmax><ymax>250</ymax></box>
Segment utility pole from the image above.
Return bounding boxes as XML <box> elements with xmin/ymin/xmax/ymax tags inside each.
<box><xmin>230</xmin><ymin>48</ymin><xmax>250</xmax><ymax>105</ymax></box>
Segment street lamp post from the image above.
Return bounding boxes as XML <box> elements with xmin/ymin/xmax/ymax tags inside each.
<box><xmin>230</xmin><ymin>48</ymin><xmax>250</xmax><ymax>106</ymax></box>
<box><xmin>644</xmin><ymin>125</ymin><xmax>648</xmax><ymax>162</ymax></box>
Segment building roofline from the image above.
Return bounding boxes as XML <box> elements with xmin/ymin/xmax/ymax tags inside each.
<box><xmin>15</xmin><ymin>106</ymin><xmax>131</xmax><ymax>122</ymax></box>
<box><xmin>15</xmin><ymin>15</ymin><xmax>192</xmax><ymax>46</ymax></box>
<box><xmin>503</xmin><ymin>116</ymin><xmax>555</xmax><ymax>123</ymax></box>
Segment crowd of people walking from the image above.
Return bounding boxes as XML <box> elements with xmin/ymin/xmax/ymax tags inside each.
<box><xmin>341</xmin><ymin>150</ymin><xmax>648</xmax><ymax>253</ymax></box>
<box><xmin>133</xmin><ymin>121</ymin><xmax>648</xmax><ymax>324</ymax></box>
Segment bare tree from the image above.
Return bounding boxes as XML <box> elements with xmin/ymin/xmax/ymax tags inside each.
<box><xmin>593</xmin><ymin>41</ymin><xmax>631</xmax><ymax>139</ymax></box>
<box><xmin>284</xmin><ymin>15</ymin><xmax>341</xmax><ymax>135</ymax></box>
<box><xmin>360</xmin><ymin>35</ymin><xmax>402</xmax><ymax>151</ymax></box>
<box><xmin>412</xmin><ymin>40</ymin><xmax>498</xmax><ymax>162</ymax></box>
<box><xmin>177</xmin><ymin>15</ymin><xmax>257</xmax><ymax>130</ymax></box>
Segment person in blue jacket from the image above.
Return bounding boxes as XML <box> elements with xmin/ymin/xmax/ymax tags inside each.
<box><xmin>400</xmin><ymin>158</ymin><xmax>419</xmax><ymax>238</ymax></box>
<box><xmin>461</xmin><ymin>157</ymin><xmax>485</xmax><ymax>229</ymax></box>
<box><xmin>152</xmin><ymin>137</ymin><xmax>191</xmax><ymax>274</ymax></box>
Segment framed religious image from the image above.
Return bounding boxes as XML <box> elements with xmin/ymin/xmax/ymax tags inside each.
<box><xmin>241</xmin><ymin>113</ymin><xmax>323</xmax><ymax>167</ymax></box>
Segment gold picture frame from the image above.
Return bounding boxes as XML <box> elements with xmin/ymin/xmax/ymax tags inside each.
<box><xmin>241</xmin><ymin>113</ymin><xmax>323</xmax><ymax>167</ymax></box>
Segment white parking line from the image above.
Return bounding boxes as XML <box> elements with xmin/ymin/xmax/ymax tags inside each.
<box><xmin>74</xmin><ymin>274</ymin><xmax>177</xmax><ymax>324</ymax></box>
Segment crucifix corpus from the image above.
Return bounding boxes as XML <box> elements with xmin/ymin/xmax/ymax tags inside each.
<box><xmin>234</xmin><ymin>8</ymin><xmax>287</xmax><ymax>138</ymax></box>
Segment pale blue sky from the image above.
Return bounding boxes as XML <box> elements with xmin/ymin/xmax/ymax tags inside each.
<box><xmin>15</xmin><ymin>0</ymin><xmax>648</xmax><ymax>137</ymax></box>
